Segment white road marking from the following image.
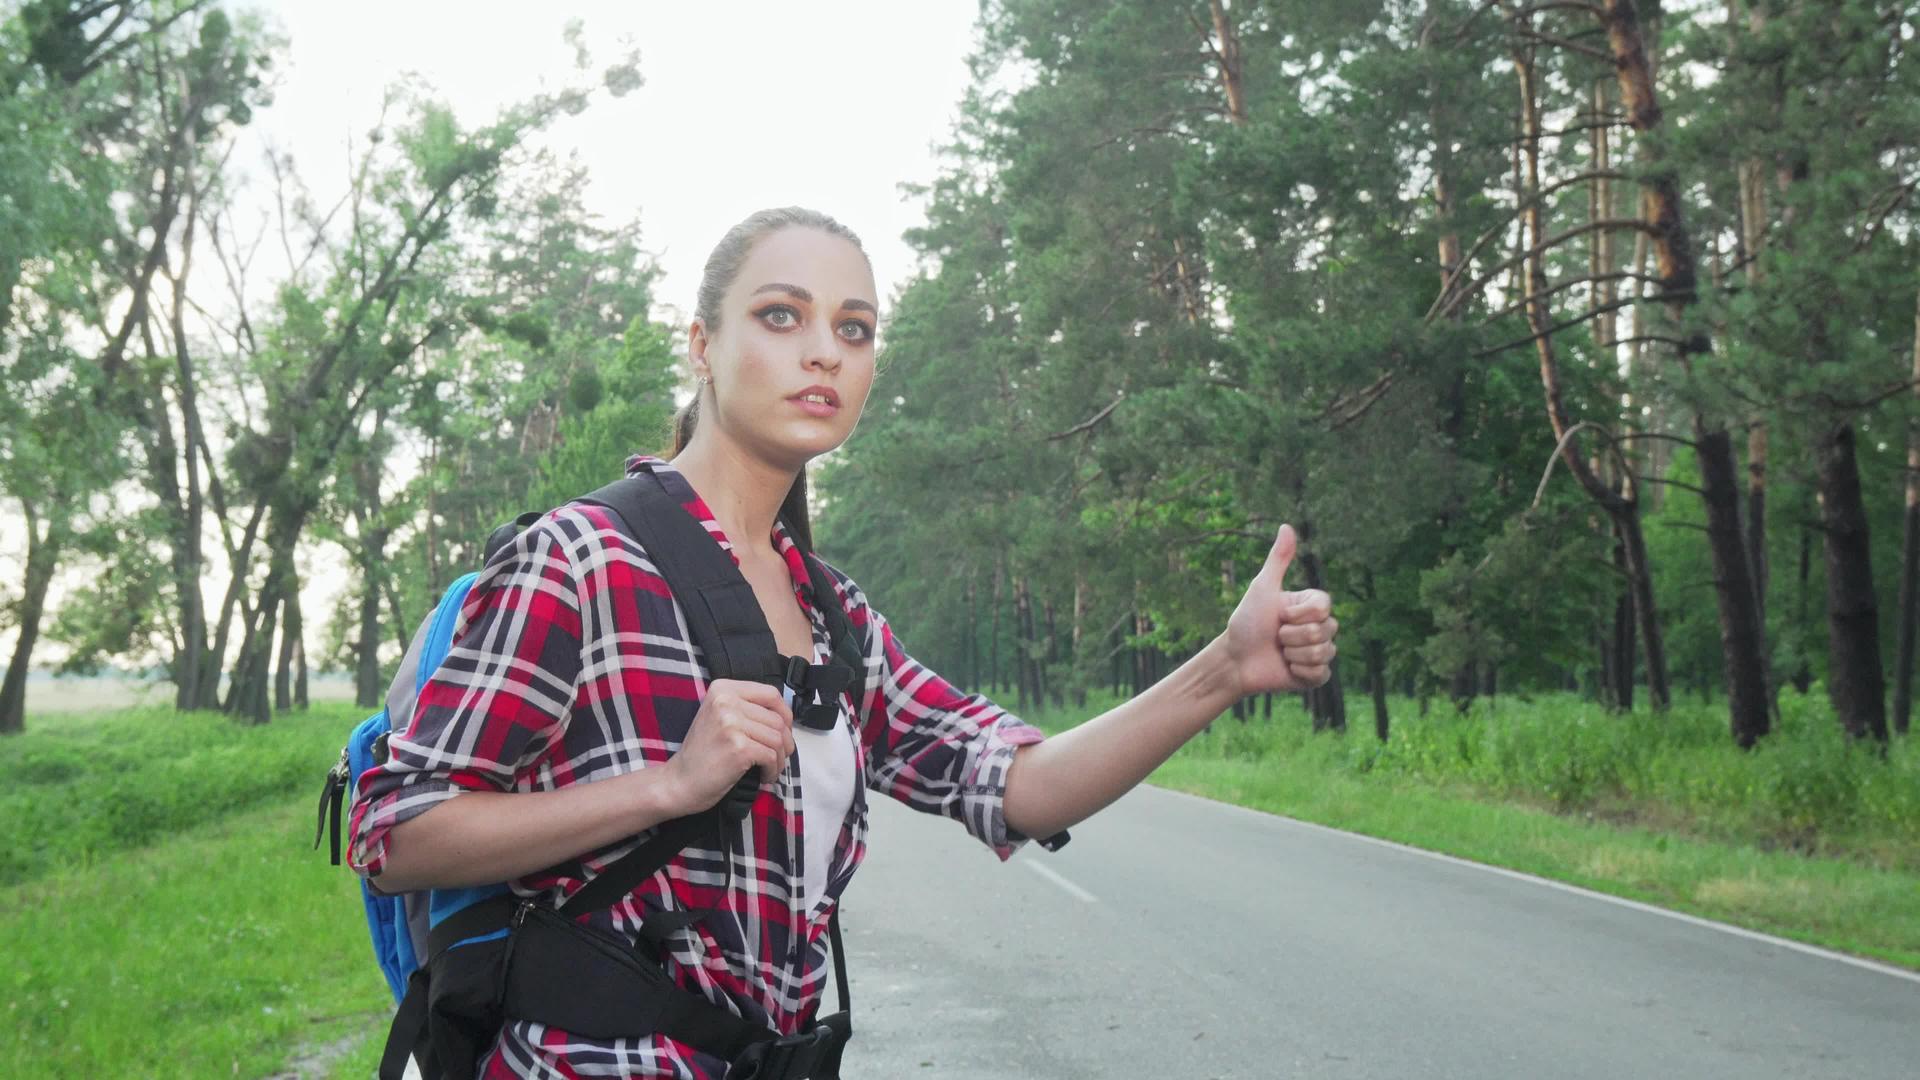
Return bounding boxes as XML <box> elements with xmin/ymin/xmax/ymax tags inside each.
<box><xmin>1024</xmin><ymin>858</ymin><xmax>1098</xmax><ymax>903</ymax></box>
<box><xmin>1152</xmin><ymin>785</ymin><xmax>1920</xmax><ymax>987</ymax></box>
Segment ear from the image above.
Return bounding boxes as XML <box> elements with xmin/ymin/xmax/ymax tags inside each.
<box><xmin>687</xmin><ymin>317</ymin><xmax>713</xmax><ymax>383</ymax></box>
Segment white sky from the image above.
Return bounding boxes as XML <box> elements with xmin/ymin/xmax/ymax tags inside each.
<box><xmin>255</xmin><ymin>0</ymin><xmax>984</xmax><ymax>316</ymax></box>
<box><xmin>4</xmin><ymin>1</ymin><xmax>988</xmax><ymax>672</ymax></box>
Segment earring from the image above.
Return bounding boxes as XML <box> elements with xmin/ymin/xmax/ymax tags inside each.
<box><xmin>697</xmin><ymin>374</ymin><xmax>711</xmax><ymax>386</ymax></box>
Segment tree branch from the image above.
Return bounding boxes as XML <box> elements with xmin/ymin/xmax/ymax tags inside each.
<box><xmin>1478</xmin><ymin>270</ymin><xmax>1668</xmax><ymax>323</ymax></box>
<box><xmin>1515</xmin><ymin>26</ymin><xmax>1614</xmax><ymax>62</ymax></box>
<box><xmin>1048</xmin><ymin>396</ymin><xmax>1124</xmax><ymax>441</ymax></box>
<box><xmin>1428</xmin><ymin>208</ymin><xmax>1647</xmax><ymax>321</ymax></box>
<box><xmin>1472</xmin><ymin>293</ymin><xmax>1690</xmax><ymax>358</ymax></box>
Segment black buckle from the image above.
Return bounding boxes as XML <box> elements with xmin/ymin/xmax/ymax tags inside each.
<box><xmin>781</xmin><ymin>654</ymin><xmax>811</xmax><ymax>691</ymax></box>
<box><xmin>729</xmin><ymin>1023</ymin><xmax>835</xmax><ymax>1080</ymax></box>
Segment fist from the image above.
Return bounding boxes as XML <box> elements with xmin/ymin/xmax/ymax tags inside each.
<box><xmin>1223</xmin><ymin>524</ymin><xmax>1339</xmax><ymax>696</ymax></box>
<box><xmin>664</xmin><ymin>678</ymin><xmax>795</xmax><ymax>814</ymax></box>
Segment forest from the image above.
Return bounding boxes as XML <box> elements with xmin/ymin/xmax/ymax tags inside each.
<box><xmin>4</xmin><ymin>0</ymin><xmax>1919</xmax><ymax>763</ymax></box>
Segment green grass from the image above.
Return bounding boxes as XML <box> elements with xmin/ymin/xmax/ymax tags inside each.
<box><xmin>0</xmin><ymin>704</ymin><xmax>365</xmax><ymax>886</ymax></box>
<box><xmin>0</xmin><ymin>705</ymin><xmax>391</xmax><ymax>1077</ymax></box>
<box><xmin>0</xmin><ymin>793</ymin><xmax>392</xmax><ymax>1077</ymax></box>
<box><xmin>1018</xmin><ymin>688</ymin><xmax>1920</xmax><ymax>970</ymax></box>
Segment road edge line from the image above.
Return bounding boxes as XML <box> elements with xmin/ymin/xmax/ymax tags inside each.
<box><xmin>1024</xmin><ymin>859</ymin><xmax>1098</xmax><ymax>903</ymax></box>
<box><xmin>1147</xmin><ymin>783</ymin><xmax>1920</xmax><ymax>986</ymax></box>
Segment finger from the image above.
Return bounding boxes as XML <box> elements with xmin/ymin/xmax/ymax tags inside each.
<box><xmin>1279</xmin><ymin>641</ymin><xmax>1333</xmax><ymax>668</ymax></box>
<box><xmin>725</xmin><ymin>718</ymin><xmax>789</xmax><ymax>783</ymax></box>
<box><xmin>1277</xmin><ymin>621</ymin><xmax>1331</xmax><ymax>648</ymax></box>
<box><xmin>711</xmin><ymin>679</ymin><xmax>794</xmax><ymax>724</ymax></box>
<box><xmin>1280</xmin><ymin>589</ymin><xmax>1331</xmax><ymax>623</ymax></box>
<box><xmin>730</xmin><ymin>700</ymin><xmax>796</xmax><ymax>743</ymax></box>
<box><xmin>1257</xmin><ymin>524</ymin><xmax>1297</xmax><ymax>587</ymax></box>
<box><xmin>1287</xmin><ymin>662</ymin><xmax>1331</xmax><ymax>687</ymax></box>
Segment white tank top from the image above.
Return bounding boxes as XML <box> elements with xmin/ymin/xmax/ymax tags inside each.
<box><xmin>789</xmin><ymin>646</ymin><xmax>856</xmax><ymax>909</ymax></box>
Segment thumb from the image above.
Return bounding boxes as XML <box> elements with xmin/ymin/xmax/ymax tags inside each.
<box><xmin>1259</xmin><ymin>523</ymin><xmax>1297</xmax><ymax>586</ymax></box>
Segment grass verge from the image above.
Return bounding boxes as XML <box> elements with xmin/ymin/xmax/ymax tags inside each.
<box><xmin>1</xmin><ymin>705</ymin><xmax>392</xmax><ymax>1077</ymax></box>
<box><xmin>0</xmin><ymin>793</ymin><xmax>392</xmax><ymax>1077</ymax></box>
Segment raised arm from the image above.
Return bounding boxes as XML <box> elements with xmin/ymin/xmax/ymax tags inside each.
<box><xmin>1001</xmin><ymin>524</ymin><xmax>1338</xmax><ymax>840</ymax></box>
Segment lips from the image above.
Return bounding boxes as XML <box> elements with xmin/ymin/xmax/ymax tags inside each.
<box><xmin>789</xmin><ymin>386</ymin><xmax>841</xmax><ymax>407</ymax></box>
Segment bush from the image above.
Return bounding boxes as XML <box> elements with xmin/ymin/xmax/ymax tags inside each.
<box><xmin>0</xmin><ymin>705</ymin><xmax>360</xmax><ymax>886</ymax></box>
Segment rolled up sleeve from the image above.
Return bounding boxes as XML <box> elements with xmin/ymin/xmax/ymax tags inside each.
<box><xmin>348</xmin><ymin>520</ymin><xmax>585</xmax><ymax>878</ymax></box>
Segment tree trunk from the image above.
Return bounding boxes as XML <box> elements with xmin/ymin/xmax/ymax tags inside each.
<box><xmin>1207</xmin><ymin>0</ymin><xmax>1247</xmax><ymax>126</ymax></box>
<box><xmin>295</xmin><ymin>605</ymin><xmax>310</xmax><ymax>710</ymax></box>
<box><xmin>229</xmin><ymin>522</ymin><xmax>299</xmax><ymax>725</ymax></box>
<box><xmin>275</xmin><ymin>592</ymin><xmax>293</xmax><ymax>713</ymax></box>
<box><xmin>1601</xmin><ymin>0</ymin><xmax>1767</xmax><ymax>743</ymax></box>
<box><xmin>1698</xmin><ymin>426</ymin><xmax>1772</xmax><ymax>746</ymax></box>
<box><xmin>1620</xmin><ymin>511</ymin><xmax>1668</xmax><ymax>709</ymax></box>
<box><xmin>1071</xmin><ymin>575</ymin><xmax>1088</xmax><ymax>707</ymax></box>
<box><xmin>1134</xmin><ymin>609</ymin><xmax>1152</xmax><ymax>696</ymax></box>
<box><xmin>1591</xmin><ymin>78</ymin><xmax>1617</xmax><ymax>350</ymax></box>
<box><xmin>1895</xmin><ymin>289</ymin><xmax>1920</xmax><ymax>735</ymax></box>
<box><xmin>276</xmin><ymin>586</ymin><xmax>306</xmax><ymax>712</ymax></box>
<box><xmin>166</xmin><ymin>192</ymin><xmax>214</xmax><ymax>711</ymax></box>
<box><xmin>965</xmin><ymin>571</ymin><xmax>978</xmax><ymax>691</ymax></box>
<box><xmin>355</xmin><ymin>526</ymin><xmax>388</xmax><ymax>709</ymax></box>
<box><xmin>990</xmin><ymin>560</ymin><xmax>1004</xmax><ymax>695</ymax></box>
<box><xmin>0</xmin><ymin>508</ymin><xmax>64</xmax><ymax>735</ymax></box>
<box><xmin>1747</xmin><ymin>422</ymin><xmax>1769</xmax><ymax>618</ymax></box>
<box><xmin>200</xmin><ymin>500</ymin><xmax>268</xmax><ymax>709</ymax></box>
<box><xmin>1510</xmin><ymin>26</ymin><xmax>1669</xmax><ymax>712</ymax></box>
<box><xmin>1599</xmin><ymin>624</ymin><xmax>1618</xmax><ymax>710</ymax></box>
<box><xmin>1014</xmin><ymin>575</ymin><xmax>1034</xmax><ymax>710</ymax></box>
<box><xmin>1816</xmin><ymin>423</ymin><xmax>1889</xmax><ymax>742</ymax></box>
<box><xmin>1366</xmin><ymin>636</ymin><xmax>1389</xmax><ymax>741</ymax></box>
<box><xmin>1733</xmin><ymin>1</ymin><xmax>1772</xmax><ymax>633</ymax></box>
<box><xmin>1043</xmin><ymin>595</ymin><xmax>1061</xmax><ymax>709</ymax></box>
<box><xmin>1613</xmin><ymin>579</ymin><xmax>1637</xmax><ymax>711</ymax></box>
<box><xmin>1294</xmin><ymin>520</ymin><xmax>1346</xmax><ymax>732</ymax></box>
<box><xmin>1792</xmin><ymin>522</ymin><xmax>1814</xmax><ymax>693</ymax></box>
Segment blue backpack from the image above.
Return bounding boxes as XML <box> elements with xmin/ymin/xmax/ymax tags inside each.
<box><xmin>315</xmin><ymin>569</ymin><xmax>509</xmax><ymax>1001</ymax></box>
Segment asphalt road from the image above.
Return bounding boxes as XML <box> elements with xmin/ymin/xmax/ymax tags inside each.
<box><xmin>834</xmin><ymin>785</ymin><xmax>1920</xmax><ymax>1079</ymax></box>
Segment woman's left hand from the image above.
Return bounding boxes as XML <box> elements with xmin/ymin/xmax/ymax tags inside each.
<box><xmin>1221</xmin><ymin>524</ymin><xmax>1339</xmax><ymax>696</ymax></box>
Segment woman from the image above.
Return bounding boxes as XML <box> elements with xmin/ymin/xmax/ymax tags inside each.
<box><xmin>350</xmin><ymin>207</ymin><xmax>1339</xmax><ymax>1079</ymax></box>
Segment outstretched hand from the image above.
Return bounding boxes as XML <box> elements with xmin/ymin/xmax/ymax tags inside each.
<box><xmin>1221</xmin><ymin>524</ymin><xmax>1339</xmax><ymax>697</ymax></box>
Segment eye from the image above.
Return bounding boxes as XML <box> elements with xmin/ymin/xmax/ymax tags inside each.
<box><xmin>756</xmin><ymin>304</ymin><xmax>799</xmax><ymax>330</ymax></box>
<box><xmin>837</xmin><ymin>320</ymin><xmax>874</xmax><ymax>344</ymax></box>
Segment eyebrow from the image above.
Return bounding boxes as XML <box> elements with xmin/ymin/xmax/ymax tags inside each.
<box><xmin>750</xmin><ymin>282</ymin><xmax>878</xmax><ymax>317</ymax></box>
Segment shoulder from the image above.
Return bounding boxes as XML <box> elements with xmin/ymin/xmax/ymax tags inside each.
<box><xmin>467</xmin><ymin>503</ymin><xmax>664</xmax><ymax>605</ymax></box>
<box><xmin>806</xmin><ymin>555</ymin><xmax>873</xmax><ymax>623</ymax></box>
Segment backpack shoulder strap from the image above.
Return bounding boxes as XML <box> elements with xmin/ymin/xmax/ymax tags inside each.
<box><xmin>577</xmin><ymin>473</ymin><xmax>784</xmax><ymax>686</ymax></box>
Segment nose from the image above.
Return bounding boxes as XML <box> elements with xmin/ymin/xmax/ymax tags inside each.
<box><xmin>803</xmin><ymin>322</ymin><xmax>842</xmax><ymax>373</ymax></box>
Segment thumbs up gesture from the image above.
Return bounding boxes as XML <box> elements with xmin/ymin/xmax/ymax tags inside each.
<box><xmin>1222</xmin><ymin>524</ymin><xmax>1339</xmax><ymax>696</ymax></box>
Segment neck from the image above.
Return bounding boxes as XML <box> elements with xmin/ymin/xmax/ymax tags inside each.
<box><xmin>671</xmin><ymin>431</ymin><xmax>796</xmax><ymax>560</ymax></box>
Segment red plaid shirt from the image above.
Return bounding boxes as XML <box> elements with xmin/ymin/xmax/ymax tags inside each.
<box><xmin>349</xmin><ymin>454</ymin><xmax>1044</xmax><ymax>1078</ymax></box>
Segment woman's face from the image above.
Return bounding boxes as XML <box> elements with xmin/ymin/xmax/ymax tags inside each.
<box><xmin>691</xmin><ymin>226</ymin><xmax>879</xmax><ymax>471</ymax></box>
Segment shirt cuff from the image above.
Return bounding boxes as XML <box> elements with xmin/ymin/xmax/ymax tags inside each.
<box><xmin>347</xmin><ymin>776</ymin><xmax>473</xmax><ymax>879</ymax></box>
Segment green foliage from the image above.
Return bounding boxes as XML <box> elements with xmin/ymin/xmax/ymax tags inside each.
<box><xmin>0</xmin><ymin>704</ymin><xmax>364</xmax><ymax>885</ymax></box>
<box><xmin>1159</xmin><ymin>691</ymin><xmax>1920</xmax><ymax>868</ymax></box>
